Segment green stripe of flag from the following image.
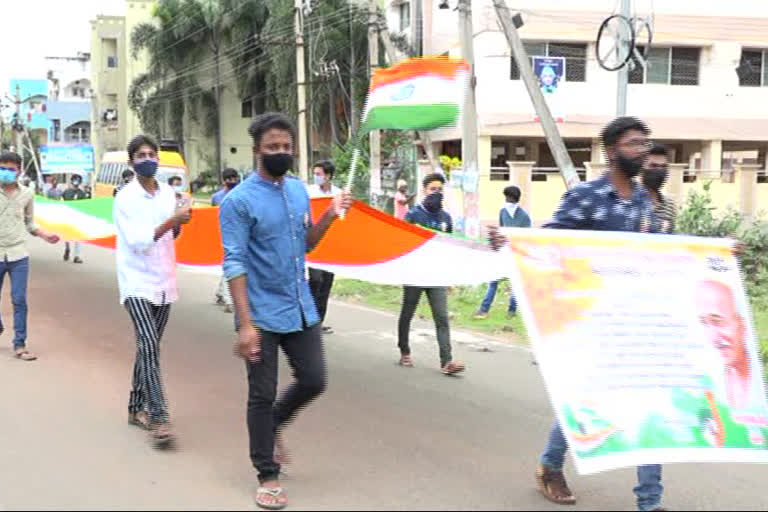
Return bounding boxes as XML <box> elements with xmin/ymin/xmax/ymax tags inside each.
<box><xmin>35</xmin><ymin>196</ymin><xmax>115</xmax><ymax>223</ymax></box>
<box><xmin>361</xmin><ymin>104</ymin><xmax>460</xmax><ymax>133</ymax></box>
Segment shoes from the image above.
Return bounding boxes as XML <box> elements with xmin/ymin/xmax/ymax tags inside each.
<box><xmin>73</xmin><ymin>256</ymin><xmax>83</xmax><ymax>264</ymax></box>
<box><xmin>507</xmin><ymin>311</ymin><xmax>517</xmax><ymax>319</ymax></box>
<box><xmin>472</xmin><ymin>311</ymin><xmax>489</xmax><ymax>319</ymax></box>
<box><xmin>321</xmin><ymin>325</ymin><xmax>334</xmax><ymax>334</ymax></box>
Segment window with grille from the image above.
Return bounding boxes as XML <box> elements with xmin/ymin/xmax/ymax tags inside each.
<box><xmin>510</xmin><ymin>42</ymin><xmax>587</xmax><ymax>82</ymax></box>
<box><xmin>628</xmin><ymin>47</ymin><xmax>700</xmax><ymax>85</ymax></box>
<box><xmin>738</xmin><ymin>49</ymin><xmax>767</xmax><ymax>87</ymax></box>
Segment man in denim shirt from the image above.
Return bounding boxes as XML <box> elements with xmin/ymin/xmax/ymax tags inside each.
<box><xmin>219</xmin><ymin>112</ymin><xmax>351</xmax><ymax>511</ymax></box>
<box><xmin>533</xmin><ymin>117</ymin><xmax>664</xmax><ymax>511</ymax></box>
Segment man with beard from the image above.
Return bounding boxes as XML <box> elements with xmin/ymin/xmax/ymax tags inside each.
<box><xmin>397</xmin><ymin>172</ymin><xmax>466</xmax><ymax>376</ymax></box>
<box><xmin>530</xmin><ymin>117</ymin><xmax>665</xmax><ymax>511</ymax></box>
<box><xmin>641</xmin><ymin>143</ymin><xmax>676</xmax><ymax>234</ymax></box>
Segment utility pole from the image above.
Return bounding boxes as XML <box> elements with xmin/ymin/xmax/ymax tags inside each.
<box><xmin>295</xmin><ymin>0</ymin><xmax>309</xmax><ymax>181</ymax></box>
<box><xmin>493</xmin><ymin>0</ymin><xmax>580</xmax><ymax>189</ymax></box>
<box><xmin>14</xmin><ymin>84</ymin><xmax>22</xmax><ymax>167</ymax></box>
<box><xmin>368</xmin><ymin>0</ymin><xmax>382</xmax><ymax>201</ymax></box>
<box><xmin>457</xmin><ymin>0</ymin><xmax>481</xmax><ymax>238</ymax></box>
<box><xmin>616</xmin><ymin>0</ymin><xmax>631</xmax><ymax>116</ymax></box>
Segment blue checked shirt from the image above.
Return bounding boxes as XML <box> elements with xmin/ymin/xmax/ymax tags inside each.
<box><xmin>219</xmin><ymin>173</ymin><xmax>319</xmax><ymax>333</ymax></box>
<box><xmin>543</xmin><ymin>173</ymin><xmax>659</xmax><ymax>233</ymax></box>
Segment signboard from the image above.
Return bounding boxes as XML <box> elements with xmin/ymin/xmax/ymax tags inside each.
<box><xmin>40</xmin><ymin>144</ymin><xmax>94</xmax><ymax>175</ymax></box>
<box><xmin>532</xmin><ymin>57</ymin><xmax>565</xmax><ymax>122</ymax></box>
<box><xmin>505</xmin><ymin>228</ymin><xmax>768</xmax><ymax>474</ymax></box>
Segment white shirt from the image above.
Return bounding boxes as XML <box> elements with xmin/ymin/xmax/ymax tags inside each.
<box><xmin>113</xmin><ymin>179</ymin><xmax>179</xmax><ymax>305</ymax></box>
<box><xmin>306</xmin><ymin>183</ymin><xmax>341</xmax><ymax>198</ymax></box>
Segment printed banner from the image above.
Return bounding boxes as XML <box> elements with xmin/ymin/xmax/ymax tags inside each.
<box><xmin>40</xmin><ymin>144</ymin><xmax>95</xmax><ymax>174</ymax></box>
<box><xmin>503</xmin><ymin>228</ymin><xmax>768</xmax><ymax>474</ymax></box>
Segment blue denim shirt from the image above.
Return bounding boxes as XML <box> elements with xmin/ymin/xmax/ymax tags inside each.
<box><xmin>543</xmin><ymin>173</ymin><xmax>659</xmax><ymax>233</ymax></box>
<box><xmin>219</xmin><ymin>173</ymin><xmax>319</xmax><ymax>333</ymax></box>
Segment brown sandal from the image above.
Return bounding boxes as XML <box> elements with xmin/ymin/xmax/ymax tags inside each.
<box><xmin>535</xmin><ymin>464</ymin><xmax>576</xmax><ymax>505</ymax></box>
<box><xmin>441</xmin><ymin>360</ymin><xmax>466</xmax><ymax>375</ymax></box>
<box><xmin>14</xmin><ymin>348</ymin><xmax>37</xmax><ymax>361</ymax></box>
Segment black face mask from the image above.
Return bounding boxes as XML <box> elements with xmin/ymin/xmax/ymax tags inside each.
<box><xmin>262</xmin><ymin>153</ymin><xmax>293</xmax><ymax>178</ymax></box>
<box><xmin>423</xmin><ymin>191</ymin><xmax>443</xmax><ymax>213</ymax></box>
<box><xmin>642</xmin><ymin>169</ymin><xmax>668</xmax><ymax>191</ymax></box>
<box><xmin>616</xmin><ymin>152</ymin><xmax>645</xmax><ymax>178</ymax></box>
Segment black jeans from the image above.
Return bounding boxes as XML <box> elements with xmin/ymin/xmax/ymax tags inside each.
<box><xmin>397</xmin><ymin>286</ymin><xmax>452</xmax><ymax>367</ymax></box>
<box><xmin>246</xmin><ymin>323</ymin><xmax>327</xmax><ymax>483</ymax></box>
<box><xmin>308</xmin><ymin>268</ymin><xmax>335</xmax><ymax>323</ymax></box>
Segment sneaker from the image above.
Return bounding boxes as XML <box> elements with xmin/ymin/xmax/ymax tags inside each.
<box><xmin>321</xmin><ymin>325</ymin><xmax>334</xmax><ymax>334</ymax></box>
<box><xmin>73</xmin><ymin>256</ymin><xmax>83</xmax><ymax>264</ymax></box>
<box><xmin>472</xmin><ymin>311</ymin><xmax>489</xmax><ymax>320</ymax></box>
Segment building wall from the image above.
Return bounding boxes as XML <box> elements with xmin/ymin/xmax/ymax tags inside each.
<box><xmin>90</xmin><ymin>15</ymin><xmax>127</xmax><ymax>168</ymax></box>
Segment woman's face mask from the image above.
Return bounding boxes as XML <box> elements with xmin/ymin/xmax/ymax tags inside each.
<box><xmin>313</xmin><ymin>173</ymin><xmax>326</xmax><ymax>186</ymax></box>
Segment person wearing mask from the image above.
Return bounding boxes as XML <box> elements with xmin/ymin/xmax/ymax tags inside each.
<box><xmin>62</xmin><ymin>175</ymin><xmax>88</xmax><ymax>264</ymax></box>
<box><xmin>642</xmin><ymin>143</ymin><xmax>676</xmax><ymax>234</ymax></box>
<box><xmin>397</xmin><ymin>172</ymin><xmax>465</xmax><ymax>376</ymax></box>
<box><xmin>46</xmin><ymin>176</ymin><xmax>62</xmax><ymax>200</ymax></box>
<box><xmin>114</xmin><ymin>169</ymin><xmax>135</xmax><ymax>197</ymax></box>
<box><xmin>0</xmin><ymin>151</ymin><xmax>60</xmax><ymax>361</ymax></box>
<box><xmin>167</xmin><ymin>176</ymin><xmax>184</xmax><ymax>201</ymax></box>
<box><xmin>212</xmin><ymin>168</ymin><xmax>241</xmax><ymax>312</ymax></box>
<box><xmin>393</xmin><ymin>179</ymin><xmax>415</xmax><ymax>221</ymax></box>
<box><xmin>489</xmin><ymin>117</ymin><xmax>665</xmax><ymax>511</ymax></box>
<box><xmin>307</xmin><ymin>160</ymin><xmax>341</xmax><ymax>334</ymax></box>
<box><xmin>114</xmin><ymin>135</ymin><xmax>191</xmax><ymax>448</ymax></box>
<box><xmin>212</xmin><ymin>168</ymin><xmax>241</xmax><ymax>207</ymax></box>
<box><xmin>473</xmin><ymin>185</ymin><xmax>531</xmax><ymax>320</ymax></box>
<box><xmin>219</xmin><ymin>112</ymin><xmax>351</xmax><ymax>510</ymax></box>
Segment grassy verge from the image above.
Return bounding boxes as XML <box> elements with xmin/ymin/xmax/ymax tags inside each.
<box><xmin>331</xmin><ymin>278</ymin><xmax>528</xmax><ymax>342</ymax></box>
<box><xmin>332</xmin><ymin>279</ymin><xmax>768</xmax><ymax>373</ymax></box>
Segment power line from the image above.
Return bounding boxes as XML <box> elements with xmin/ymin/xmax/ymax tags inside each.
<box><xmin>139</xmin><ymin>9</ymin><xmax>361</xmax><ymax>88</ymax></box>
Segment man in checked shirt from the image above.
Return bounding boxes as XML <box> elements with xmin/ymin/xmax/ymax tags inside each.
<box><xmin>491</xmin><ymin>116</ymin><xmax>665</xmax><ymax>510</ymax></box>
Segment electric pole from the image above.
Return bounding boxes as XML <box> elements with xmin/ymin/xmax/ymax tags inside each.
<box><xmin>295</xmin><ymin>0</ymin><xmax>309</xmax><ymax>181</ymax></box>
<box><xmin>493</xmin><ymin>0</ymin><xmax>580</xmax><ymax>189</ymax></box>
<box><xmin>616</xmin><ymin>0</ymin><xmax>631</xmax><ymax>116</ymax></box>
<box><xmin>14</xmin><ymin>84</ymin><xmax>22</xmax><ymax>166</ymax></box>
<box><xmin>458</xmin><ymin>0</ymin><xmax>481</xmax><ymax>239</ymax></box>
<box><xmin>368</xmin><ymin>0</ymin><xmax>382</xmax><ymax>201</ymax></box>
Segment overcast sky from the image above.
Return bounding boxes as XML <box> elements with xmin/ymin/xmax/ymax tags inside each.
<box><xmin>0</xmin><ymin>0</ymin><xmax>125</xmax><ymax>100</ymax></box>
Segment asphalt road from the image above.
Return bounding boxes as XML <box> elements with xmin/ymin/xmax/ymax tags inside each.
<box><xmin>0</xmin><ymin>240</ymin><xmax>765</xmax><ymax>510</ymax></box>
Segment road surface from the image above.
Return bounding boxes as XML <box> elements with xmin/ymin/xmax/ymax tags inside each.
<box><xmin>0</xmin><ymin>240</ymin><xmax>765</xmax><ymax>510</ymax></box>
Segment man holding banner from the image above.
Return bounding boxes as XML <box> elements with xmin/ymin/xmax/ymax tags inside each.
<box><xmin>529</xmin><ymin>117</ymin><xmax>665</xmax><ymax>510</ymax></box>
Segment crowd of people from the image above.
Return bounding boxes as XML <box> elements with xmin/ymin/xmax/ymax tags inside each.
<box><xmin>0</xmin><ymin>112</ymin><xmax>745</xmax><ymax>511</ymax></box>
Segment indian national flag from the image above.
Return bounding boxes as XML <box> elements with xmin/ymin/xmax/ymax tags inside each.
<box><xmin>34</xmin><ymin>196</ymin><xmax>509</xmax><ymax>286</ymax></box>
<box><xmin>360</xmin><ymin>56</ymin><xmax>469</xmax><ymax>133</ymax></box>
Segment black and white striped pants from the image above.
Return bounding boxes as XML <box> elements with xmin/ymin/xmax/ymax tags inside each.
<box><xmin>124</xmin><ymin>297</ymin><xmax>171</xmax><ymax>424</ymax></box>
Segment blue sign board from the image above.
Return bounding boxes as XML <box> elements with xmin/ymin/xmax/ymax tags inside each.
<box><xmin>40</xmin><ymin>144</ymin><xmax>94</xmax><ymax>175</ymax></box>
<box><xmin>533</xmin><ymin>57</ymin><xmax>565</xmax><ymax>94</ymax></box>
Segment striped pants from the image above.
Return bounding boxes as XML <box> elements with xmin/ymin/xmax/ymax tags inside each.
<box><xmin>124</xmin><ymin>297</ymin><xmax>171</xmax><ymax>424</ymax></box>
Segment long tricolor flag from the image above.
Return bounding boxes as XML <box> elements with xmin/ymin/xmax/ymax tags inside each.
<box><xmin>34</xmin><ymin>196</ymin><xmax>508</xmax><ymax>286</ymax></box>
<box><xmin>360</xmin><ymin>56</ymin><xmax>469</xmax><ymax>133</ymax></box>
